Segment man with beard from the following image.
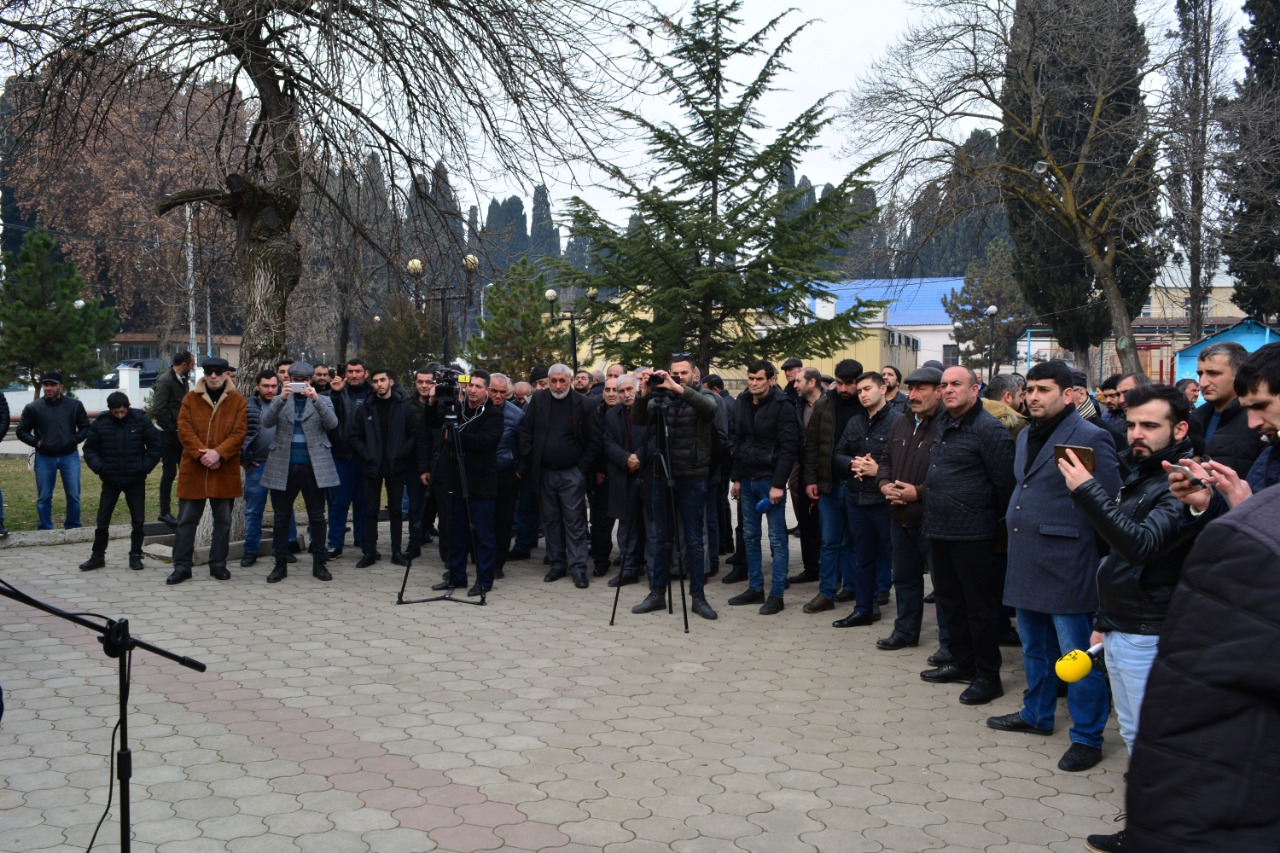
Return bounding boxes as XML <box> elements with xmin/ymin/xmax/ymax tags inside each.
<box><xmin>519</xmin><ymin>363</ymin><xmax>600</xmax><ymax>588</ymax></box>
<box><xmin>327</xmin><ymin>358</ymin><xmax>375</xmax><ymax>558</ymax></box>
<box><xmin>881</xmin><ymin>365</ymin><xmax>908</xmax><ymax>414</ymax></box>
<box><xmin>1056</xmin><ymin>385</ymin><xmax>1205</xmax><ymax>853</ymax></box>
<box><xmin>990</xmin><ymin>360</ymin><xmax>1121</xmax><ymax>768</ymax></box>
<box><xmin>802</xmin><ymin>359</ymin><xmax>865</xmax><ymax>614</ymax></box>
<box><xmin>351</xmin><ymin>368</ymin><xmax>417</xmax><ymax>567</ymax></box>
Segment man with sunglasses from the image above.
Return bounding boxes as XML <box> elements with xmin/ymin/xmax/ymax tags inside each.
<box><xmin>166</xmin><ymin>357</ymin><xmax>248</xmax><ymax>585</ymax></box>
<box><xmin>18</xmin><ymin>371</ymin><xmax>91</xmax><ymax>530</ymax></box>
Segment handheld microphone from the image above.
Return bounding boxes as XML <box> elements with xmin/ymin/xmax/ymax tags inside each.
<box><xmin>1055</xmin><ymin>642</ymin><xmax>1104</xmax><ymax>683</ymax></box>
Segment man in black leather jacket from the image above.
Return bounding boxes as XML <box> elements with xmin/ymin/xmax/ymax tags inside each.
<box><xmin>1059</xmin><ymin>384</ymin><xmax>1204</xmax><ymax>758</ymax></box>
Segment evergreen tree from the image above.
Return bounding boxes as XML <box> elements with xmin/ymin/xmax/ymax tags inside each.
<box><xmin>997</xmin><ymin>0</ymin><xmax>1161</xmax><ymax>373</ymax></box>
<box><xmin>358</xmin><ymin>293</ymin><xmax>451</xmax><ymax>377</ymax></box>
<box><xmin>0</xmin><ymin>228</ymin><xmax>117</xmax><ymax>392</ymax></box>
<box><xmin>942</xmin><ymin>238</ymin><xmax>1038</xmax><ymax>377</ymax></box>
<box><xmin>555</xmin><ymin>0</ymin><xmax>879</xmax><ymax>372</ymax></box>
<box><xmin>466</xmin><ymin>259</ymin><xmax>569</xmax><ymax>377</ymax></box>
<box><xmin>1223</xmin><ymin>0</ymin><xmax>1280</xmax><ymax>323</ymax></box>
<box><xmin>529</xmin><ymin>184</ymin><xmax>561</xmax><ymax>262</ymax></box>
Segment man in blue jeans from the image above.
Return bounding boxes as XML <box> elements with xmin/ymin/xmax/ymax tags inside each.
<box><xmin>326</xmin><ymin>359</ymin><xmax>374</xmax><ymax>558</ymax></box>
<box><xmin>630</xmin><ymin>356</ymin><xmax>721</xmax><ymax>620</ymax></box>
<box><xmin>728</xmin><ymin>361</ymin><xmax>798</xmax><ymax>615</ymax></box>
<box><xmin>240</xmin><ymin>369</ymin><xmax>295</xmax><ymax>566</ymax></box>
<box><xmin>801</xmin><ymin>359</ymin><xmax>865</xmax><ymax>614</ymax></box>
<box><xmin>992</xmin><ymin>360</ymin><xmax>1121</xmax><ymax>770</ymax></box>
<box><xmin>18</xmin><ymin>371</ymin><xmax>90</xmax><ymax>530</ymax></box>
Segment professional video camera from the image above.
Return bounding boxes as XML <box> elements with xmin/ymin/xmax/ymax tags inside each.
<box><xmin>434</xmin><ymin>366</ymin><xmax>465</xmax><ymax>412</ymax></box>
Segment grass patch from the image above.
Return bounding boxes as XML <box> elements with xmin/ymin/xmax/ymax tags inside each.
<box><xmin>0</xmin><ymin>456</ymin><xmax>167</xmax><ymax>531</ymax></box>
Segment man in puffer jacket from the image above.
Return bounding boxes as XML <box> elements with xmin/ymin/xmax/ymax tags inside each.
<box><xmin>79</xmin><ymin>392</ymin><xmax>163</xmax><ymax>571</ymax></box>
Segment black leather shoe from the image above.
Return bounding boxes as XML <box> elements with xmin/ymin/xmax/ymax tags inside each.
<box><xmin>876</xmin><ymin>590</ymin><xmax>891</xmax><ymax>605</ymax></box>
<box><xmin>355</xmin><ymin>552</ymin><xmax>380</xmax><ymax>568</ymax></box>
<box><xmin>924</xmin><ymin>591</ymin><xmax>937</xmax><ymax>604</ymax></box>
<box><xmin>312</xmin><ymin>565</ymin><xmax>332</xmax><ymax>581</ymax></box>
<box><xmin>544</xmin><ymin>568</ymin><xmax>566</xmax><ymax>583</ymax></box>
<box><xmin>920</xmin><ymin>662</ymin><xmax>975</xmax><ymax>684</ymax></box>
<box><xmin>959</xmin><ymin>678</ymin><xmax>1005</xmax><ymax>705</ymax></box>
<box><xmin>928</xmin><ymin>649</ymin><xmax>953</xmax><ymax>666</ymax></box>
<box><xmin>431</xmin><ymin>580</ymin><xmax>465</xmax><ymax>591</ymax></box>
<box><xmin>467</xmin><ymin>583</ymin><xmax>490</xmax><ymax>596</ymax></box>
<box><xmin>632</xmin><ymin>592</ymin><xmax>667</xmax><ymax>614</ymax></box>
<box><xmin>79</xmin><ymin>555</ymin><xmax>105</xmax><ymax>571</ymax></box>
<box><xmin>406</xmin><ymin>544</ymin><xmax>422</xmax><ymax>560</ymax></box>
<box><xmin>692</xmin><ymin>597</ymin><xmax>718</xmax><ymax>620</ymax></box>
<box><xmin>165</xmin><ymin>568</ymin><xmax>191</xmax><ymax>585</ymax></box>
<box><xmin>876</xmin><ymin>635</ymin><xmax>918</xmax><ymax>650</ymax></box>
<box><xmin>1058</xmin><ymin>742</ymin><xmax>1103</xmax><ymax>772</ymax></box>
<box><xmin>592</xmin><ymin>565</ymin><xmax>609</xmax><ymax>577</ymax></box>
<box><xmin>506</xmin><ymin>550</ymin><xmax>531</xmax><ymax>561</ymax></box>
<box><xmin>326</xmin><ymin>548</ymin><xmax>344</xmax><ymax>559</ymax></box>
<box><xmin>288</xmin><ymin>540</ymin><xmax>302</xmax><ymax>553</ymax></box>
<box><xmin>159</xmin><ymin>512</ymin><xmax>179</xmax><ymax>527</ymax></box>
<box><xmin>210</xmin><ymin>566</ymin><xmax>231</xmax><ymax>580</ymax></box>
<box><xmin>572</xmin><ymin>574</ymin><xmax>589</xmax><ymax>589</ymax></box>
<box><xmin>284</xmin><ymin>551</ymin><xmax>297</xmax><ymax>564</ymax></box>
<box><xmin>998</xmin><ymin>628</ymin><xmax>1022</xmax><ymax>647</ymax></box>
<box><xmin>706</xmin><ymin>565</ymin><xmax>719</xmax><ymax>578</ymax></box>
<box><xmin>787</xmin><ymin>570</ymin><xmax>820</xmax><ymax>585</ymax></box>
<box><xmin>391</xmin><ymin>552</ymin><xmax>408</xmax><ymax>566</ymax></box>
<box><xmin>986</xmin><ymin>712</ymin><xmax>1052</xmax><ymax>735</ymax></box>
<box><xmin>759</xmin><ymin>595</ymin><xmax>784</xmax><ymax>615</ymax></box>
<box><xmin>267</xmin><ymin>565</ymin><xmax>287</xmax><ymax>583</ymax></box>
<box><xmin>720</xmin><ymin>566</ymin><xmax>748</xmax><ymax>584</ymax></box>
<box><xmin>834</xmin><ymin>588</ymin><xmax>855</xmax><ymax>603</ymax></box>
<box><xmin>240</xmin><ymin>553</ymin><xmax>258</xmax><ymax>567</ymax></box>
<box><xmin>833</xmin><ymin>610</ymin><xmax>877</xmax><ymax>628</ymax></box>
<box><xmin>727</xmin><ymin>587</ymin><xmax>765</xmax><ymax>606</ymax></box>
<box><xmin>128</xmin><ymin>555</ymin><xmax>144</xmax><ymax>571</ymax></box>
<box><xmin>608</xmin><ymin>573</ymin><xmax>639</xmax><ymax>588</ymax></box>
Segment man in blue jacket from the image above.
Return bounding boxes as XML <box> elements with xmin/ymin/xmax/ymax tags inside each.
<box><xmin>989</xmin><ymin>360</ymin><xmax>1122</xmax><ymax>771</ymax></box>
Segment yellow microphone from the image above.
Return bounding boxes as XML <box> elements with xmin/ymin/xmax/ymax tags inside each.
<box><xmin>1055</xmin><ymin>642</ymin><xmax>1104</xmax><ymax>683</ymax></box>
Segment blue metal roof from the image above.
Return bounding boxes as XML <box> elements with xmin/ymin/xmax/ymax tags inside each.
<box><xmin>824</xmin><ymin>277</ymin><xmax>962</xmax><ymax>327</ymax></box>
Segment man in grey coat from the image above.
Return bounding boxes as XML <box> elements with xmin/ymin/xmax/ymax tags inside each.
<box><xmin>261</xmin><ymin>361</ymin><xmax>340</xmax><ymax>583</ymax></box>
<box><xmin>988</xmin><ymin>360</ymin><xmax>1122</xmax><ymax>773</ymax></box>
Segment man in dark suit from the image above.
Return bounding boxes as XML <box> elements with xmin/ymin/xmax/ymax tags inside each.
<box><xmin>350</xmin><ymin>368</ymin><xmax>417</xmax><ymax>568</ymax></box>
<box><xmin>988</xmin><ymin>360</ymin><xmax>1122</xmax><ymax>772</ymax></box>
<box><xmin>602</xmin><ymin>374</ymin><xmax>649</xmax><ymax>588</ymax></box>
<box><xmin>519</xmin><ymin>363</ymin><xmax>601</xmax><ymax>588</ymax></box>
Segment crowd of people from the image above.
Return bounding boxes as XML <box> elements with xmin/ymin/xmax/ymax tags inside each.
<box><xmin>7</xmin><ymin>339</ymin><xmax>1280</xmax><ymax>852</ymax></box>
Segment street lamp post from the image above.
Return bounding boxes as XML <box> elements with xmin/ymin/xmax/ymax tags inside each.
<box><xmin>544</xmin><ymin>287</ymin><xmax>598</xmax><ymax>373</ymax></box>
<box><xmin>407</xmin><ymin>254</ymin><xmax>479</xmax><ymax>368</ymax></box>
<box><xmin>985</xmin><ymin>304</ymin><xmax>999</xmax><ymax>382</ymax></box>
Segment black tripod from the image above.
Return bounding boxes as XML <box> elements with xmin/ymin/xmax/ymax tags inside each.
<box><xmin>610</xmin><ymin>392</ymin><xmax>690</xmax><ymax>632</ymax></box>
<box><xmin>398</xmin><ymin>397</ymin><xmax>486</xmax><ymax>607</ymax></box>
<box><xmin>0</xmin><ymin>576</ymin><xmax>205</xmax><ymax>852</ymax></box>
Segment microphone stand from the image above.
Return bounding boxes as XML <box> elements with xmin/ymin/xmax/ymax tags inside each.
<box><xmin>0</xmin><ymin>577</ymin><xmax>206</xmax><ymax>853</ymax></box>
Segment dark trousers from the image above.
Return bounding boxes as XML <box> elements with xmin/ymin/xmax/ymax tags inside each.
<box><xmin>363</xmin><ymin>471</ymin><xmax>407</xmax><ymax>555</ymax></box>
<box><xmin>728</xmin><ymin>493</ymin><xmax>747</xmax><ymax>568</ymax></box>
<box><xmin>92</xmin><ymin>480</ymin><xmax>146</xmax><ymax>556</ymax></box>
<box><xmin>512</xmin><ymin>478</ymin><xmax>539</xmax><ymax>552</ymax></box>
<box><xmin>539</xmin><ymin>467</ymin><xmax>589</xmax><ymax>576</ymax></box>
<box><xmin>444</xmin><ymin>493</ymin><xmax>496</xmax><ymax>589</ymax></box>
<box><xmin>172</xmin><ymin>497</ymin><xmax>233</xmax><ymax>571</ymax></box>
<box><xmin>328</xmin><ymin>455</ymin><xmax>367</xmax><ymax>551</ymax></box>
<box><xmin>493</xmin><ymin>469</ymin><xmax>519</xmax><ymax>572</ymax></box>
<box><xmin>889</xmin><ymin>522</ymin><xmax>938</xmax><ymax>644</ymax></box>
<box><xmin>929</xmin><ymin>537</ymin><xmax>1003</xmax><ymax>680</ymax></box>
<box><xmin>704</xmin><ymin>478</ymin><xmax>721</xmax><ymax>574</ymax></box>
<box><xmin>406</xmin><ymin>472</ymin><xmax>427</xmax><ymax>549</ymax></box>
<box><xmin>271</xmin><ymin>463</ymin><xmax>327</xmax><ymax>566</ymax></box>
<box><xmin>646</xmin><ymin>476</ymin><xmax>708</xmax><ymax>598</ymax></box>
<box><xmin>717</xmin><ymin>478</ymin><xmax>733</xmax><ymax>553</ymax></box>
<box><xmin>158</xmin><ymin>432</ymin><xmax>182</xmax><ymax>515</ymax></box>
<box><xmin>588</xmin><ymin>475</ymin><xmax>614</xmax><ymax>571</ymax></box>
<box><xmin>791</xmin><ymin>483</ymin><xmax>820</xmax><ymax>572</ymax></box>
<box><xmin>847</xmin><ymin>502</ymin><xmax>891</xmax><ymax>615</ymax></box>
<box><xmin>616</xmin><ymin>476</ymin><xmax>646</xmax><ymax>578</ymax></box>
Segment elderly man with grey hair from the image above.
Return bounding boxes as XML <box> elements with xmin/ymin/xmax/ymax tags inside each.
<box><xmin>519</xmin><ymin>363</ymin><xmax>602</xmax><ymax>587</ymax></box>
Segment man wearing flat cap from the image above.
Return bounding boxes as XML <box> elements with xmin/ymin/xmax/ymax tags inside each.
<box><xmin>18</xmin><ymin>371</ymin><xmax>91</xmax><ymax>530</ymax></box>
<box><xmin>166</xmin><ymin>356</ymin><xmax>248</xmax><ymax>585</ymax></box>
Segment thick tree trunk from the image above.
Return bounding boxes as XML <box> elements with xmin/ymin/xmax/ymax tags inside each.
<box><xmin>239</xmin><ymin>232</ymin><xmax>300</xmax><ymax>379</ymax></box>
<box><xmin>1081</xmin><ymin>242</ymin><xmax>1142</xmax><ymax>374</ymax></box>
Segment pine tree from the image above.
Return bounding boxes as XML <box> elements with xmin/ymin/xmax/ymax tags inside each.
<box><xmin>0</xmin><ymin>228</ymin><xmax>118</xmax><ymax>393</ymax></box>
<box><xmin>555</xmin><ymin>0</ymin><xmax>880</xmax><ymax>372</ymax></box>
<box><xmin>529</xmin><ymin>184</ymin><xmax>561</xmax><ymax>263</ymax></box>
<box><xmin>466</xmin><ymin>259</ymin><xmax>569</xmax><ymax>377</ymax></box>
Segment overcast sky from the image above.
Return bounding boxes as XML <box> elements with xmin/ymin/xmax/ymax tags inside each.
<box><xmin>485</xmin><ymin>0</ymin><xmax>922</xmax><ymax>228</ymax></box>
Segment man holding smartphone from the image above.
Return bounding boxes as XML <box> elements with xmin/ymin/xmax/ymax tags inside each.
<box><xmin>990</xmin><ymin>360</ymin><xmax>1121</xmax><ymax>771</ymax></box>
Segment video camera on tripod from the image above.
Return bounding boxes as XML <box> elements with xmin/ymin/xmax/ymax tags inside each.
<box><xmin>434</xmin><ymin>366</ymin><xmax>468</xmax><ymax>420</ymax></box>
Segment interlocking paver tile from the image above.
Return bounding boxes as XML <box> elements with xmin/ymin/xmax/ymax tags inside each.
<box><xmin>3</xmin><ymin>532</ymin><xmax>1136</xmax><ymax>852</ymax></box>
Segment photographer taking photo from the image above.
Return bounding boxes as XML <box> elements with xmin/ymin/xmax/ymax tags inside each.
<box><xmin>422</xmin><ymin>369</ymin><xmax>503</xmax><ymax>596</ymax></box>
<box><xmin>630</xmin><ymin>355</ymin><xmax>721</xmax><ymax>621</ymax></box>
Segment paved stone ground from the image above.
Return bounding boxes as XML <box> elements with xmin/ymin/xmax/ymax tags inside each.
<box><xmin>1</xmin><ymin>529</ymin><xmax>1125</xmax><ymax>852</ymax></box>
